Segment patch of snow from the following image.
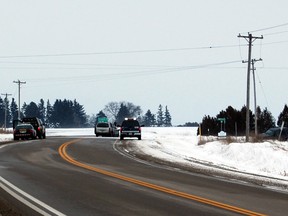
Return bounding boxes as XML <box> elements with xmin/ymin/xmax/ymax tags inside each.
<box><xmin>139</xmin><ymin>127</ymin><xmax>288</xmax><ymax>181</ymax></box>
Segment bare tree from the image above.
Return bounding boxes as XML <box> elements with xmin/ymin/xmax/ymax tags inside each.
<box><xmin>104</xmin><ymin>102</ymin><xmax>120</xmax><ymax>122</ymax></box>
<box><xmin>104</xmin><ymin>101</ymin><xmax>142</xmax><ymax>123</ymax></box>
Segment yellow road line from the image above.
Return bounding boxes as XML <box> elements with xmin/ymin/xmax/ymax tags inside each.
<box><xmin>58</xmin><ymin>139</ymin><xmax>266</xmax><ymax>216</ymax></box>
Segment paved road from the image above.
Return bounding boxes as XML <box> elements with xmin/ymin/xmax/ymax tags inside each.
<box><xmin>0</xmin><ymin>137</ymin><xmax>287</xmax><ymax>215</ymax></box>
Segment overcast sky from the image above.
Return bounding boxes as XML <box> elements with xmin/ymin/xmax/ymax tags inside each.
<box><xmin>1</xmin><ymin>0</ymin><xmax>288</xmax><ymax>125</ymax></box>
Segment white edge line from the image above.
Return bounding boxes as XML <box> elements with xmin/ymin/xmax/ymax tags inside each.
<box><xmin>0</xmin><ymin>176</ymin><xmax>66</xmax><ymax>216</ymax></box>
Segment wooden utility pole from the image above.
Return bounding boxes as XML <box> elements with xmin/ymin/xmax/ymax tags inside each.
<box><xmin>13</xmin><ymin>80</ymin><xmax>26</xmax><ymax>119</ymax></box>
<box><xmin>1</xmin><ymin>93</ymin><xmax>12</xmax><ymax>130</ymax></box>
<box><xmin>238</xmin><ymin>33</ymin><xmax>263</xmax><ymax>142</ymax></box>
<box><xmin>242</xmin><ymin>58</ymin><xmax>262</xmax><ymax>137</ymax></box>
<box><xmin>251</xmin><ymin>58</ymin><xmax>262</xmax><ymax>137</ymax></box>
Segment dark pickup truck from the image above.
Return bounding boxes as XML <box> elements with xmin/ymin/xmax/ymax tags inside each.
<box><xmin>14</xmin><ymin>117</ymin><xmax>46</xmax><ymax>139</ymax></box>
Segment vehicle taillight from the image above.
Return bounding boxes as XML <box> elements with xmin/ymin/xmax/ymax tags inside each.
<box><xmin>120</xmin><ymin>127</ymin><xmax>123</xmax><ymax>132</ymax></box>
<box><xmin>38</xmin><ymin>127</ymin><xmax>41</xmax><ymax>131</ymax></box>
<box><xmin>135</xmin><ymin>126</ymin><xmax>141</xmax><ymax>131</ymax></box>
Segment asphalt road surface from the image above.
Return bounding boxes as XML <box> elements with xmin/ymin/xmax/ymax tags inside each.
<box><xmin>0</xmin><ymin>137</ymin><xmax>287</xmax><ymax>216</ymax></box>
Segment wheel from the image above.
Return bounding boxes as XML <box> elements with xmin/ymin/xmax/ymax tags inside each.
<box><xmin>138</xmin><ymin>136</ymin><xmax>141</xmax><ymax>140</ymax></box>
<box><xmin>120</xmin><ymin>135</ymin><xmax>124</xmax><ymax>140</ymax></box>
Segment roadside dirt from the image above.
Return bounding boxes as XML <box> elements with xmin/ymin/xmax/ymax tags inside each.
<box><xmin>0</xmin><ymin>197</ymin><xmax>22</xmax><ymax>216</ymax></box>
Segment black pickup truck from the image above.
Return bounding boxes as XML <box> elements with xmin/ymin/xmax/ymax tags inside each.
<box><xmin>13</xmin><ymin>117</ymin><xmax>46</xmax><ymax>139</ymax></box>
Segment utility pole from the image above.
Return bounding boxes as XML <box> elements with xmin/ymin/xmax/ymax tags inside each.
<box><xmin>242</xmin><ymin>58</ymin><xmax>262</xmax><ymax>137</ymax></box>
<box><xmin>1</xmin><ymin>93</ymin><xmax>12</xmax><ymax>130</ymax></box>
<box><xmin>238</xmin><ymin>33</ymin><xmax>263</xmax><ymax>142</ymax></box>
<box><xmin>13</xmin><ymin>80</ymin><xmax>26</xmax><ymax>120</ymax></box>
<box><xmin>251</xmin><ymin>58</ymin><xmax>262</xmax><ymax>137</ymax></box>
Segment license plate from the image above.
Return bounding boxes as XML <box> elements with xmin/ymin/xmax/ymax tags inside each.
<box><xmin>20</xmin><ymin>129</ymin><xmax>27</xmax><ymax>133</ymax></box>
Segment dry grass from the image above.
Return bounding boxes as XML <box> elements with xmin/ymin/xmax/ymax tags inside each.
<box><xmin>198</xmin><ymin>136</ymin><xmax>217</xmax><ymax>145</ymax></box>
<box><xmin>198</xmin><ymin>135</ymin><xmax>246</xmax><ymax>145</ymax></box>
<box><xmin>0</xmin><ymin>128</ymin><xmax>13</xmax><ymax>134</ymax></box>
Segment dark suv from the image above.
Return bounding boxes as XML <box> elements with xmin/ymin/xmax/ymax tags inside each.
<box><xmin>120</xmin><ymin>118</ymin><xmax>143</xmax><ymax>140</ymax></box>
<box><xmin>21</xmin><ymin>117</ymin><xmax>46</xmax><ymax>139</ymax></box>
<box><xmin>261</xmin><ymin>127</ymin><xmax>288</xmax><ymax>141</ymax></box>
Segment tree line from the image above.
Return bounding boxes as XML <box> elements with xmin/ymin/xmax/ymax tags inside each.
<box><xmin>2</xmin><ymin>95</ymin><xmax>287</xmax><ymax>131</ymax></box>
<box><xmin>0</xmin><ymin>97</ymin><xmax>172</xmax><ymax>128</ymax></box>
<box><xmin>0</xmin><ymin>98</ymin><xmax>87</xmax><ymax>128</ymax></box>
<box><xmin>199</xmin><ymin>105</ymin><xmax>288</xmax><ymax>136</ymax></box>
<box><xmin>96</xmin><ymin>102</ymin><xmax>172</xmax><ymax>127</ymax></box>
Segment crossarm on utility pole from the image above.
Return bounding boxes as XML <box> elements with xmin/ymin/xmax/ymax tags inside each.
<box><xmin>13</xmin><ymin>80</ymin><xmax>26</xmax><ymax>120</ymax></box>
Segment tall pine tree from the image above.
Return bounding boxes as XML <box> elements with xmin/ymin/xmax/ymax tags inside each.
<box><xmin>277</xmin><ymin>104</ymin><xmax>288</xmax><ymax>127</ymax></box>
<box><xmin>0</xmin><ymin>97</ymin><xmax>5</xmax><ymax>126</ymax></box>
<box><xmin>157</xmin><ymin>104</ymin><xmax>164</xmax><ymax>127</ymax></box>
<box><xmin>10</xmin><ymin>98</ymin><xmax>18</xmax><ymax>121</ymax></box>
<box><xmin>73</xmin><ymin>99</ymin><xmax>87</xmax><ymax>127</ymax></box>
<box><xmin>24</xmin><ymin>102</ymin><xmax>40</xmax><ymax>118</ymax></box>
<box><xmin>143</xmin><ymin>109</ymin><xmax>156</xmax><ymax>127</ymax></box>
<box><xmin>46</xmin><ymin>100</ymin><xmax>53</xmax><ymax>127</ymax></box>
<box><xmin>258</xmin><ymin>107</ymin><xmax>275</xmax><ymax>132</ymax></box>
<box><xmin>38</xmin><ymin>99</ymin><xmax>46</xmax><ymax>123</ymax></box>
<box><xmin>116</xmin><ymin>103</ymin><xmax>130</xmax><ymax>123</ymax></box>
<box><xmin>164</xmin><ymin>106</ymin><xmax>172</xmax><ymax>127</ymax></box>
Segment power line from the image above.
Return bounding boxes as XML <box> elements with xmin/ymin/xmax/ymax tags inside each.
<box><xmin>0</xmin><ymin>38</ymin><xmax>286</xmax><ymax>61</ymax></box>
<box><xmin>264</xmin><ymin>30</ymin><xmax>288</xmax><ymax>36</ymax></box>
<box><xmin>0</xmin><ymin>45</ymin><xmax>244</xmax><ymax>59</ymax></box>
<box><xmin>246</xmin><ymin>22</ymin><xmax>288</xmax><ymax>33</ymax></box>
<box><xmin>17</xmin><ymin>60</ymin><xmax>241</xmax><ymax>86</ymax></box>
<box><xmin>260</xmin><ymin>40</ymin><xmax>288</xmax><ymax>46</ymax></box>
<box><xmin>0</xmin><ymin>60</ymin><xmax>242</xmax><ymax>74</ymax></box>
<box><xmin>255</xmin><ymin>69</ymin><xmax>270</xmax><ymax>110</ymax></box>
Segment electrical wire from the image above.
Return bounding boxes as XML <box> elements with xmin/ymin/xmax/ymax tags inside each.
<box><xmin>0</xmin><ymin>45</ymin><xmax>244</xmax><ymax>59</ymax></box>
<box><xmin>264</xmin><ymin>30</ymin><xmax>288</xmax><ymax>36</ymax></box>
<box><xmin>22</xmin><ymin>60</ymin><xmax>241</xmax><ymax>85</ymax></box>
<box><xmin>247</xmin><ymin>22</ymin><xmax>288</xmax><ymax>33</ymax></box>
<box><xmin>255</xmin><ymin>69</ymin><xmax>270</xmax><ymax>110</ymax></box>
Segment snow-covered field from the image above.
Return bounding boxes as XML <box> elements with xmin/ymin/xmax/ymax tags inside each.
<box><xmin>1</xmin><ymin>127</ymin><xmax>288</xmax><ymax>189</ymax></box>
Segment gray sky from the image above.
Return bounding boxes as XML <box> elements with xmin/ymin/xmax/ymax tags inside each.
<box><xmin>1</xmin><ymin>0</ymin><xmax>288</xmax><ymax>125</ymax></box>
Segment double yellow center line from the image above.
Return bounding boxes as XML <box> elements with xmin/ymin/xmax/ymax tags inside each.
<box><xmin>58</xmin><ymin>139</ymin><xmax>266</xmax><ymax>216</ymax></box>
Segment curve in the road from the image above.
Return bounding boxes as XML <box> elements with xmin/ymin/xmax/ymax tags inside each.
<box><xmin>58</xmin><ymin>139</ymin><xmax>266</xmax><ymax>216</ymax></box>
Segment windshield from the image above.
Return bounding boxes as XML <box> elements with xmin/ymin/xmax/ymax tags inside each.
<box><xmin>122</xmin><ymin>120</ymin><xmax>140</xmax><ymax>127</ymax></box>
<box><xmin>16</xmin><ymin>125</ymin><xmax>33</xmax><ymax>129</ymax></box>
<box><xmin>97</xmin><ymin>123</ymin><xmax>109</xmax><ymax>127</ymax></box>
<box><xmin>265</xmin><ymin>128</ymin><xmax>279</xmax><ymax>136</ymax></box>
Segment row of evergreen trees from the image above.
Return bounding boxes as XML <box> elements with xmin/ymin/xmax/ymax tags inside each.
<box><xmin>200</xmin><ymin>105</ymin><xmax>288</xmax><ymax>136</ymax></box>
<box><xmin>141</xmin><ymin>105</ymin><xmax>172</xmax><ymax>127</ymax></box>
<box><xmin>0</xmin><ymin>97</ymin><xmax>87</xmax><ymax>128</ymax></box>
<box><xmin>0</xmin><ymin>97</ymin><xmax>173</xmax><ymax>128</ymax></box>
